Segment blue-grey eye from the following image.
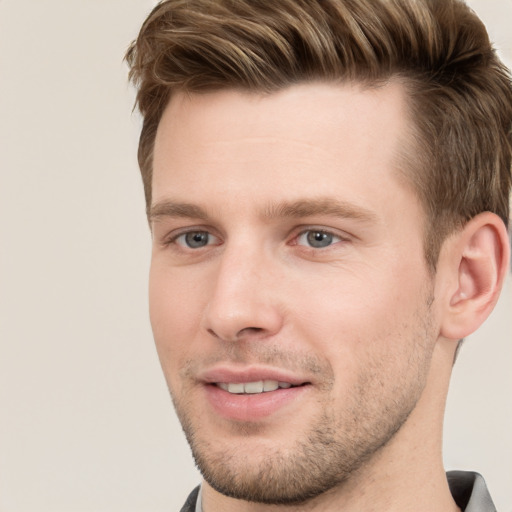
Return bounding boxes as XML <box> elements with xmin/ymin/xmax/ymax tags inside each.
<box><xmin>298</xmin><ymin>230</ymin><xmax>340</xmax><ymax>248</ymax></box>
<box><xmin>178</xmin><ymin>231</ymin><xmax>212</xmax><ymax>248</ymax></box>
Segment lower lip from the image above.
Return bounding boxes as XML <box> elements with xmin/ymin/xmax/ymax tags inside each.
<box><xmin>204</xmin><ymin>384</ymin><xmax>310</xmax><ymax>422</ymax></box>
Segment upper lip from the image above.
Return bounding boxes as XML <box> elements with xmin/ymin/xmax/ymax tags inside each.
<box><xmin>199</xmin><ymin>365</ymin><xmax>309</xmax><ymax>386</ymax></box>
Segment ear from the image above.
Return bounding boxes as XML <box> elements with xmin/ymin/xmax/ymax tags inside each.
<box><xmin>439</xmin><ymin>212</ymin><xmax>510</xmax><ymax>340</ymax></box>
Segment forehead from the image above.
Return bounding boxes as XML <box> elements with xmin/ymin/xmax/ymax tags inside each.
<box><xmin>155</xmin><ymin>81</ymin><xmax>408</xmax><ymax>154</ymax></box>
<box><xmin>152</xmin><ymin>81</ymin><xmax>416</xmax><ymax>216</ymax></box>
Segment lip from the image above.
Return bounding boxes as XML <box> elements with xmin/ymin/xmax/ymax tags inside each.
<box><xmin>199</xmin><ymin>365</ymin><xmax>311</xmax><ymax>422</ymax></box>
<box><xmin>204</xmin><ymin>383</ymin><xmax>310</xmax><ymax>422</ymax></box>
<box><xmin>199</xmin><ymin>365</ymin><xmax>308</xmax><ymax>386</ymax></box>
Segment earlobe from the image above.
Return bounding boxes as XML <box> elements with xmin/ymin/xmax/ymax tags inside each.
<box><xmin>440</xmin><ymin>212</ymin><xmax>510</xmax><ymax>341</ymax></box>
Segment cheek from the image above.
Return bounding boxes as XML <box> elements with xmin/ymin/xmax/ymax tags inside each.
<box><xmin>148</xmin><ymin>264</ymin><xmax>208</xmax><ymax>370</ymax></box>
<box><xmin>294</xmin><ymin>283</ymin><xmax>433</xmax><ymax>413</ymax></box>
<box><xmin>292</xmin><ymin>269</ymin><xmax>398</xmax><ymax>334</ymax></box>
<box><xmin>291</xmin><ymin>260</ymin><xmax>431</xmax><ymax>362</ymax></box>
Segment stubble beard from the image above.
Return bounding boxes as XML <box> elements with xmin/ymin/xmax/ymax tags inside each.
<box><xmin>176</xmin><ymin>392</ymin><xmax>414</xmax><ymax>505</ymax></box>
<box><xmin>168</xmin><ymin>299</ymin><xmax>436</xmax><ymax>505</ymax></box>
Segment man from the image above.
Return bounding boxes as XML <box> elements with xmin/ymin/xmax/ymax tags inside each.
<box><xmin>126</xmin><ymin>0</ymin><xmax>512</xmax><ymax>510</ymax></box>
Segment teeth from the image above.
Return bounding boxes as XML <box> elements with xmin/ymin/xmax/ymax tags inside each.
<box><xmin>217</xmin><ymin>380</ymin><xmax>295</xmax><ymax>394</ymax></box>
<box><xmin>263</xmin><ymin>380</ymin><xmax>279</xmax><ymax>392</ymax></box>
<box><xmin>227</xmin><ymin>382</ymin><xmax>244</xmax><ymax>394</ymax></box>
<box><xmin>244</xmin><ymin>381</ymin><xmax>264</xmax><ymax>394</ymax></box>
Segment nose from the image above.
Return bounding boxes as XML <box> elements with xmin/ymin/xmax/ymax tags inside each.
<box><xmin>202</xmin><ymin>244</ymin><xmax>284</xmax><ymax>343</ymax></box>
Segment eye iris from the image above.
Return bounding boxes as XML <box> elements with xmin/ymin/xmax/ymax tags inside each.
<box><xmin>185</xmin><ymin>231</ymin><xmax>209</xmax><ymax>248</ymax></box>
<box><xmin>306</xmin><ymin>231</ymin><xmax>333</xmax><ymax>248</ymax></box>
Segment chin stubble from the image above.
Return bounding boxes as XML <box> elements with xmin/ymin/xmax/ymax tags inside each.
<box><xmin>169</xmin><ymin>295</ymin><xmax>436</xmax><ymax>505</ymax></box>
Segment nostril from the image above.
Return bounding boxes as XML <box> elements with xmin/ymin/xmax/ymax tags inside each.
<box><xmin>207</xmin><ymin>328</ymin><xmax>220</xmax><ymax>339</ymax></box>
<box><xmin>203</xmin><ymin>297</ymin><xmax>283</xmax><ymax>342</ymax></box>
<box><xmin>206</xmin><ymin>326</ymin><xmax>265</xmax><ymax>342</ymax></box>
<box><xmin>238</xmin><ymin>327</ymin><xmax>264</xmax><ymax>336</ymax></box>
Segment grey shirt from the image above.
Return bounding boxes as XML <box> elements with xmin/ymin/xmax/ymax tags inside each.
<box><xmin>447</xmin><ymin>471</ymin><xmax>497</xmax><ymax>512</ymax></box>
<box><xmin>182</xmin><ymin>471</ymin><xmax>496</xmax><ymax>512</ymax></box>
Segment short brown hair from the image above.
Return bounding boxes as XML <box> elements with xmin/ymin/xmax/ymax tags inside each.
<box><xmin>126</xmin><ymin>0</ymin><xmax>512</xmax><ymax>269</ymax></box>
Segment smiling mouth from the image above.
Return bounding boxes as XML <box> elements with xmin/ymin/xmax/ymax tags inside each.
<box><xmin>216</xmin><ymin>380</ymin><xmax>305</xmax><ymax>394</ymax></box>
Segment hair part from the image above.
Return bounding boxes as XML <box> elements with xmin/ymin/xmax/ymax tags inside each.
<box><xmin>126</xmin><ymin>0</ymin><xmax>512</xmax><ymax>270</ymax></box>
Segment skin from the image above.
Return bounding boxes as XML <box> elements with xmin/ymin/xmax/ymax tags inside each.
<box><xmin>148</xmin><ymin>82</ymin><xmax>508</xmax><ymax>512</ymax></box>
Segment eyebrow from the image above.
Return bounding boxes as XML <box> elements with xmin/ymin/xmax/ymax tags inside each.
<box><xmin>262</xmin><ymin>198</ymin><xmax>377</xmax><ymax>222</ymax></box>
<box><xmin>148</xmin><ymin>201</ymin><xmax>209</xmax><ymax>221</ymax></box>
<box><xmin>148</xmin><ymin>197</ymin><xmax>377</xmax><ymax>224</ymax></box>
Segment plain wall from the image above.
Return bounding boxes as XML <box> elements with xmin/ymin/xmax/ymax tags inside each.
<box><xmin>0</xmin><ymin>1</ymin><xmax>510</xmax><ymax>510</ymax></box>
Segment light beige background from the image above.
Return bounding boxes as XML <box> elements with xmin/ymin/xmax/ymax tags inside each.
<box><xmin>0</xmin><ymin>1</ymin><xmax>510</xmax><ymax>511</ymax></box>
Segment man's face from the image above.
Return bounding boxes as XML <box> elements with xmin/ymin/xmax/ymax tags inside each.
<box><xmin>149</xmin><ymin>82</ymin><xmax>439</xmax><ymax>504</ymax></box>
